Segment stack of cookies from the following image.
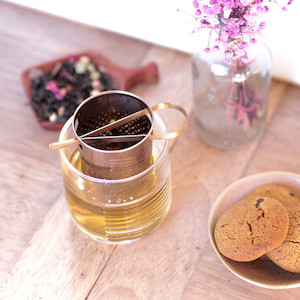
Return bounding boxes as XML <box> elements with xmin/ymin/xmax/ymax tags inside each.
<box><xmin>214</xmin><ymin>184</ymin><xmax>300</xmax><ymax>273</ymax></box>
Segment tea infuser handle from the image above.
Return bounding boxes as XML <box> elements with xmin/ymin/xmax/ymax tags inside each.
<box><xmin>149</xmin><ymin>102</ymin><xmax>188</xmax><ymax>140</ymax></box>
<box><xmin>48</xmin><ymin>102</ymin><xmax>187</xmax><ymax>150</ymax></box>
<box><xmin>49</xmin><ymin>138</ymin><xmax>79</xmax><ymax>151</ymax></box>
<box><xmin>48</xmin><ymin>109</ymin><xmax>149</xmax><ymax>150</ymax></box>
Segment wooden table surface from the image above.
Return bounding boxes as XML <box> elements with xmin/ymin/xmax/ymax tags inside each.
<box><xmin>1</xmin><ymin>2</ymin><xmax>300</xmax><ymax>299</ymax></box>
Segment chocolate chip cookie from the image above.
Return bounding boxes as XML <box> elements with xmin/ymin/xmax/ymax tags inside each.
<box><xmin>214</xmin><ymin>196</ymin><xmax>289</xmax><ymax>262</ymax></box>
<box><xmin>267</xmin><ymin>203</ymin><xmax>300</xmax><ymax>273</ymax></box>
<box><xmin>245</xmin><ymin>184</ymin><xmax>300</xmax><ymax>207</ymax></box>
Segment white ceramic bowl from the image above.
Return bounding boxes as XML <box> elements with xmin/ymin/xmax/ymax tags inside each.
<box><xmin>208</xmin><ymin>171</ymin><xmax>300</xmax><ymax>289</ymax></box>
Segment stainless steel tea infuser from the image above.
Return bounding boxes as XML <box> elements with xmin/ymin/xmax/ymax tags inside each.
<box><xmin>49</xmin><ymin>90</ymin><xmax>187</xmax><ymax>179</ymax></box>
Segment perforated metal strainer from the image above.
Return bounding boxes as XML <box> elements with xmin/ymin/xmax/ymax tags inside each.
<box><xmin>72</xmin><ymin>91</ymin><xmax>154</xmax><ymax>179</ymax></box>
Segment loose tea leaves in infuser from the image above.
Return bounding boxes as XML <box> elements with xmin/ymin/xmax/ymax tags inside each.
<box><xmin>30</xmin><ymin>55</ymin><xmax>116</xmax><ymax>124</ymax></box>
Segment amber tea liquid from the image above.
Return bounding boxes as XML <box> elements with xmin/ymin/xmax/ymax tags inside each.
<box><xmin>63</xmin><ymin>141</ymin><xmax>172</xmax><ymax>243</ymax></box>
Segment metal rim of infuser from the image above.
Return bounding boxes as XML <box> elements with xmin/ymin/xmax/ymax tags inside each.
<box><xmin>72</xmin><ymin>90</ymin><xmax>154</xmax><ymax>179</ymax></box>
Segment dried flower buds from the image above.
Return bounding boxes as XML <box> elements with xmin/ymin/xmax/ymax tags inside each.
<box><xmin>30</xmin><ymin>55</ymin><xmax>116</xmax><ymax>124</ymax></box>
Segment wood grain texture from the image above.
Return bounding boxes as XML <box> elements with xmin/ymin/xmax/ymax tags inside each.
<box><xmin>1</xmin><ymin>2</ymin><xmax>300</xmax><ymax>299</ymax></box>
<box><xmin>181</xmin><ymin>243</ymin><xmax>299</xmax><ymax>300</ymax></box>
<box><xmin>0</xmin><ymin>0</ymin><xmax>158</xmax><ymax>285</ymax></box>
<box><xmin>1</xmin><ymin>194</ymin><xmax>116</xmax><ymax>300</ymax></box>
<box><xmin>180</xmin><ymin>83</ymin><xmax>300</xmax><ymax>300</ymax></box>
<box><xmin>88</xmin><ymin>81</ymin><xmax>299</xmax><ymax>300</ymax></box>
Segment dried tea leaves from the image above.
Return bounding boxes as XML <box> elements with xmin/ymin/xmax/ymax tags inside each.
<box><xmin>30</xmin><ymin>55</ymin><xmax>116</xmax><ymax>124</ymax></box>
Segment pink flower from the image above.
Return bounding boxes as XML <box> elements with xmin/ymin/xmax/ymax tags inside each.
<box><xmin>240</xmin><ymin>41</ymin><xmax>248</xmax><ymax>49</ymax></box>
<box><xmin>59</xmin><ymin>88</ymin><xmax>67</xmax><ymax>96</ymax></box>
<box><xmin>54</xmin><ymin>87</ymin><xmax>67</xmax><ymax>101</ymax></box>
<box><xmin>234</xmin><ymin>48</ymin><xmax>245</xmax><ymax>57</ymax></box>
<box><xmin>259</xmin><ymin>21</ymin><xmax>266</xmax><ymax>29</ymax></box>
<box><xmin>241</xmin><ymin>56</ymin><xmax>250</xmax><ymax>64</ymax></box>
<box><xmin>46</xmin><ymin>80</ymin><xmax>67</xmax><ymax>100</ymax></box>
<box><xmin>195</xmin><ymin>9</ymin><xmax>202</xmax><ymax>16</ymax></box>
<box><xmin>212</xmin><ymin>45</ymin><xmax>220</xmax><ymax>51</ymax></box>
<box><xmin>186</xmin><ymin>0</ymin><xmax>294</xmax><ymax>60</ymax></box>
<box><xmin>46</xmin><ymin>81</ymin><xmax>59</xmax><ymax>93</ymax></box>
<box><xmin>192</xmin><ymin>0</ymin><xmax>199</xmax><ymax>9</ymax></box>
<box><xmin>68</xmin><ymin>55</ymin><xmax>77</xmax><ymax>63</ymax></box>
<box><xmin>240</xmin><ymin>0</ymin><xmax>253</xmax><ymax>6</ymax></box>
<box><xmin>224</xmin><ymin>50</ymin><xmax>233</xmax><ymax>58</ymax></box>
<box><xmin>257</xmin><ymin>6</ymin><xmax>264</xmax><ymax>13</ymax></box>
<box><xmin>55</xmin><ymin>93</ymin><xmax>64</xmax><ymax>101</ymax></box>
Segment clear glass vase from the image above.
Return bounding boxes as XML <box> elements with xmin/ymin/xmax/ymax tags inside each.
<box><xmin>192</xmin><ymin>42</ymin><xmax>272</xmax><ymax>149</ymax></box>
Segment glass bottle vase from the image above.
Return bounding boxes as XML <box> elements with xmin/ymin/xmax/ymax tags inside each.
<box><xmin>192</xmin><ymin>42</ymin><xmax>272</xmax><ymax>149</ymax></box>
